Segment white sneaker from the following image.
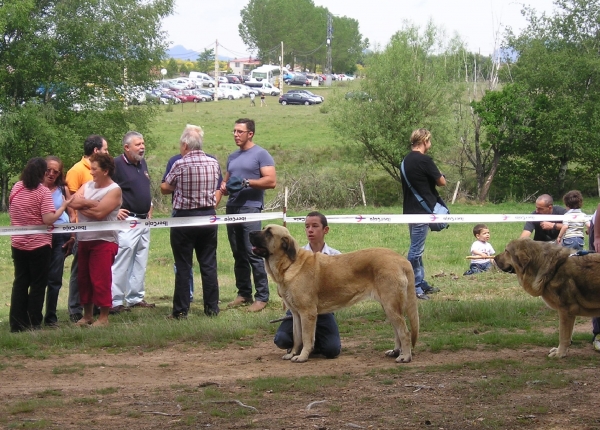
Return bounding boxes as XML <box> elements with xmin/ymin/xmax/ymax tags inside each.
<box><xmin>593</xmin><ymin>334</ymin><xmax>600</xmax><ymax>352</ymax></box>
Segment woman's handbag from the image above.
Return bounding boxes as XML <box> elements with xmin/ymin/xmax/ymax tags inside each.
<box><xmin>400</xmin><ymin>160</ymin><xmax>449</xmax><ymax>231</ymax></box>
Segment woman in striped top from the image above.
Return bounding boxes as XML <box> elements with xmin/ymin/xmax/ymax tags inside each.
<box><xmin>9</xmin><ymin>157</ymin><xmax>73</xmax><ymax>333</ymax></box>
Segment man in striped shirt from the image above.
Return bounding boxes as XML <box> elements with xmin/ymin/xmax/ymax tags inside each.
<box><xmin>161</xmin><ymin>125</ymin><xmax>222</xmax><ymax>319</ymax></box>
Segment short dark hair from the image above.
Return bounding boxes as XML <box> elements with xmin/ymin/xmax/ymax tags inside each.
<box><xmin>473</xmin><ymin>223</ymin><xmax>488</xmax><ymax>237</ymax></box>
<box><xmin>306</xmin><ymin>211</ymin><xmax>328</xmax><ymax>227</ymax></box>
<box><xmin>89</xmin><ymin>153</ymin><xmax>115</xmax><ymax>177</ymax></box>
<box><xmin>21</xmin><ymin>157</ymin><xmax>47</xmax><ymax>190</ymax></box>
<box><xmin>83</xmin><ymin>135</ymin><xmax>106</xmax><ymax>156</ymax></box>
<box><xmin>563</xmin><ymin>190</ymin><xmax>583</xmax><ymax>209</ymax></box>
<box><xmin>235</xmin><ymin>118</ymin><xmax>255</xmax><ymax>134</ymax></box>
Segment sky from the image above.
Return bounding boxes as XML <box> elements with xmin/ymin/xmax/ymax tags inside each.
<box><xmin>162</xmin><ymin>0</ymin><xmax>558</xmax><ymax>59</ymax></box>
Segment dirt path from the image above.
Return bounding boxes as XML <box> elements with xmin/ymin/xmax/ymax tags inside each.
<box><xmin>2</xmin><ymin>339</ymin><xmax>600</xmax><ymax>429</ymax></box>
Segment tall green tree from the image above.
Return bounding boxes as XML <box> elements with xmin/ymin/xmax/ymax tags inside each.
<box><xmin>329</xmin><ymin>23</ymin><xmax>459</xmax><ymax>185</ymax></box>
<box><xmin>195</xmin><ymin>48</ymin><xmax>215</xmax><ymax>73</ymax></box>
<box><xmin>0</xmin><ymin>0</ymin><xmax>174</xmax><ymax>209</ymax></box>
<box><xmin>239</xmin><ymin>0</ymin><xmax>366</xmax><ymax>71</ymax></box>
<box><xmin>498</xmin><ymin>0</ymin><xmax>600</xmax><ymax>195</ymax></box>
<box><xmin>331</xmin><ymin>16</ymin><xmax>367</xmax><ymax>74</ymax></box>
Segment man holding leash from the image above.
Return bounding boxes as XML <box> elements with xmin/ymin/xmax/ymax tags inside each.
<box><xmin>273</xmin><ymin>212</ymin><xmax>342</xmax><ymax>359</ymax></box>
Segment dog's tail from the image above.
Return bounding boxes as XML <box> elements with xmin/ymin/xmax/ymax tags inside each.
<box><xmin>406</xmin><ymin>273</ymin><xmax>419</xmax><ymax>348</ymax></box>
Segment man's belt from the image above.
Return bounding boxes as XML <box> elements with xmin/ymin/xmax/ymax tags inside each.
<box><xmin>127</xmin><ymin>212</ymin><xmax>148</xmax><ymax>219</ymax></box>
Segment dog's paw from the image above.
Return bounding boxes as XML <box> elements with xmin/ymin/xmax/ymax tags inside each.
<box><xmin>385</xmin><ymin>349</ymin><xmax>400</xmax><ymax>358</ymax></box>
<box><xmin>396</xmin><ymin>353</ymin><xmax>412</xmax><ymax>363</ymax></box>
<box><xmin>291</xmin><ymin>354</ymin><xmax>309</xmax><ymax>363</ymax></box>
<box><xmin>282</xmin><ymin>352</ymin><xmax>294</xmax><ymax>360</ymax></box>
<box><xmin>548</xmin><ymin>347</ymin><xmax>567</xmax><ymax>358</ymax></box>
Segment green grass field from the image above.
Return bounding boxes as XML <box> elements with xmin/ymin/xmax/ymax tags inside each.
<box><xmin>1</xmin><ymin>86</ymin><xmax>599</xmax><ymax>358</ymax></box>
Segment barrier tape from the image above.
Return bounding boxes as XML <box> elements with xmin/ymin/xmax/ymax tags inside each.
<box><xmin>0</xmin><ymin>212</ymin><xmax>589</xmax><ymax>236</ymax></box>
<box><xmin>0</xmin><ymin>212</ymin><xmax>284</xmax><ymax>236</ymax></box>
<box><xmin>285</xmin><ymin>213</ymin><xmax>591</xmax><ymax>224</ymax></box>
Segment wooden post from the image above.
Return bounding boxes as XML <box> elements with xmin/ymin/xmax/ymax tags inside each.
<box><xmin>283</xmin><ymin>187</ymin><xmax>288</xmax><ymax>227</ymax></box>
<box><xmin>452</xmin><ymin>181</ymin><xmax>460</xmax><ymax>205</ymax></box>
<box><xmin>359</xmin><ymin>180</ymin><xmax>366</xmax><ymax>206</ymax></box>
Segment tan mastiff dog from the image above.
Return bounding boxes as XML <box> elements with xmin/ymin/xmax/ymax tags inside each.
<box><xmin>249</xmin><ymin>224</ymin><xmax>419</xmax><ymax>363</ymax></box>
<box><xmin>495</xmin><ymin>239</ymin><xmax>600</xmax><ymax>358</ymax></box>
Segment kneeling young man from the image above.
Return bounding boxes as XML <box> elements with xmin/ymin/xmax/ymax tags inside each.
<box><xmin>273</xmin><ymin>211</ymin><xmax>342</xmax><ymax>358</ymax></box>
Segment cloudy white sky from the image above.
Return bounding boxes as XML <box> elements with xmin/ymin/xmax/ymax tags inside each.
<box><xmin>162</xmin><ymin>0</ymin><xmax>557</xmax><ymax>59</ymax></box>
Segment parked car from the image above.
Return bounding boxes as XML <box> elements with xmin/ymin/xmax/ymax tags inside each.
<box><xmin>278</xmin><ymin>92</ymin><xmax>317</xmax><ymax>105</ymax></box>
<box><xmin>191</xmin><ymin>89</ymin><xmax>213</xmax><ymax>101</ymax></box>
<box><xmin>232</xmin><ymin>84</ymin><xmax>251</xmax><ymax>97</ymax></box>
<box><xmin>286</xmin><ymin>89</ymin><xmax>323</xmax><ymax>103</ymax></box>
<box><xmin>245</xmin><ymin>81</ymin><xmax>281</xmax><ymax>95</ymax></box>
<box><xmin>287</xmin><ymin>74</ymin><xmax>310</xmax><ymax>86</ymax></box>
<box><xmin>338</xmin><ymin>74</ymin><xmax>355</xmax><ymax>81</ymax></box>
<box><xmin>158</xmin><ymin>91</ymin><xmax>182</xmax><ymax>103</ymax></box>
<box><xmin>344</xmin><ymin>91</ymin><xmax>373</xmax><ymax>101</ymax></box>
<box><xmin>217</xmin><ymin>76</ymin><xmax>228</xmax><ymax>84</ymax></box>
<box><xmin>188</xmin><ymin>72</ymin><xmax>216</xmax><ymax>88</ymax></box>
<box><xmin>225</xmin><ymin>75</ymin><xmax>241</xmax><ymax>84</ymax></box>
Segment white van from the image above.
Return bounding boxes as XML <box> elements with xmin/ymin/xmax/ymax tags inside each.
<box><xmin>245</xmin><ymin>81</ymin><xmax>281</xmax><ymax>96</ymax></box>
<box><xmin>220</xmin><ymin>83</ymin><xmax>246</xmax><ymax>98</ymax></box>
<box><xmin>188</xmin><ymin>71</ymin><xmax>215</xmax><ymax>88</ymax></box>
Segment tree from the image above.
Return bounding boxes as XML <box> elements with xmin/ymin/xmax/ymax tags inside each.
<box><xmin>238</xmin><ymin>0</ymin><xmax>366</xmax><ymax>71</ymax></box>
<box><xmin>328</xmin><ymin>23</ymin><xmax>459</xmax><ymax>186</ymax></box>
<box><xmin>0</xmin><ymin>0</ymin><xmax>174</xmax><ymax>209</ymax></box>
<box><xmin>331</xmin><ymin>16</ymin><xmax>368</xmax><ymax>74</ymax></box>
<box><xmin>497</xmin><ymin>0</ymin><xmax>600</xmax><ymax>195</ymax></box>
<box><xmin>166</xmin><ymin>58</ymin><xmax>179</xmax><ymax>77</ymax></box>
<box><xmin>195</xmin><ymin>48</ymin><xmax>215</xmax><ymax>73</ymax></box>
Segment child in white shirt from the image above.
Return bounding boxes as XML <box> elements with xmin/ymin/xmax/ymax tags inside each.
<box><xmin>557</xmin><ymin>190</ymin><xmax>588</xmax><ymax>251</ymax></box>
<box><xmin>464</xmin><ymin>224</ymin><xmax>495</xmax><ymax>276</ymax></box>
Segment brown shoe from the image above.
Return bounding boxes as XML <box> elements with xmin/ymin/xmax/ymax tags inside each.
<box><xmin>227</xmin><ymin>296</ymin><xmax>253</xmax><ymax>308</ymax></box>
<box><xmin>247</xmin><ymin>300</ymin><xmax>267</xmax><ymax>312</ymax></box>
<box><xmin>109</xmin><ymin>305</ymin><xmax>131</xmax><ymax>315</ymax></box>
<box><xmin>129</xmin><ymin>300</ymin><xmax>155</xmax><ymax>308</ymax></box>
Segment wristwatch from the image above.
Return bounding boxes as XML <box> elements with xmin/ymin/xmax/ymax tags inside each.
<box><xmin>243</xmin><ymin>179</ymin><xmax>250</xmax><ymax>188</ymax></box>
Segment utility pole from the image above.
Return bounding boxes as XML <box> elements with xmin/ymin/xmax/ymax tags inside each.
<box><xmin>325</xmin><ymin>13</ymin><xmax>333</xmax><ymax>86</ymax></box>
<box><xmin>279</xmin><ymin>41</ymin><xmax>284</xmax><ymax>92</ymax></box>
<box><xmin>214</xmin><ymin>39</ymin><xmax>219</xmax><ymax>102</ymax></box>
<box><xmin>326</xmin><ymin>13</ymin><xmax>333</xmax><ymax>74</ymax></box>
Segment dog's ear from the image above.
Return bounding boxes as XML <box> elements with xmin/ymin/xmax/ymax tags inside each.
<box><xmin>281</xmin><ymin>236</ymin><xmax>297</xmax><ymax>262</ymax></box>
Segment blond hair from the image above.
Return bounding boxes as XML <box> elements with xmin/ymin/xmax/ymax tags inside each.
<box><xmin>410</xmin><ymin>128</ymin><xmax>431</xmax><ymax>147</ymax></box>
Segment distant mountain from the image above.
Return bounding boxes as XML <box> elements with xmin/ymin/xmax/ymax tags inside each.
<box><xmin>167</xmin><ymin>45</ymin><xmax>232</xmax><ymax>61</ymax></box>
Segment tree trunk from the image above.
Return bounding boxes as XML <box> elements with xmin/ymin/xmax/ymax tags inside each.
<box><xmin>479</xmin><ymin>151</ymin><xmax>502</xmax><ymax>202</ymax></box>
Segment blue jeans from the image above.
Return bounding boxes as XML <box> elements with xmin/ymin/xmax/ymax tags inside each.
<box><xmin>562</xmin><ymin>236</ymin><xmax>584</xmax><ymax>251</ymax></box>
<box><xmin>45</xmin><ymin>233</ymin><xmax>71</xmax><ymax>325</ymax></box>
<box><xmin>226</xmin><ymin>206</ymin><xmax>269</xmax><ymax>303</ymax></box>
<box><xmin>407</xmin><ymin>223</ymin><xmax>432</xmax><ymax>295</ymax></box>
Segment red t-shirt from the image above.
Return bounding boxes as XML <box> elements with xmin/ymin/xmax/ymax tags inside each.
<box><xmin>9</xmin><ymin>182</ymin><xmax>55</xmax><ymax>250</ymax></box>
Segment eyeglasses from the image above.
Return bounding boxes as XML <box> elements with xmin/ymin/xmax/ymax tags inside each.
<box><xmin>45</xmin><ymin>169</ymin><xmax>60</xmax><ymax>175</ymax></box>
<box><xmin>232</xmin><ymin>130</ymin><xmax>249</xmax><ymax>135</ymax></box>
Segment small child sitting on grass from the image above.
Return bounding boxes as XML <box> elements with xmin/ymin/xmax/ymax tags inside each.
<box><xmin>464</xmin><ymin>224</ymin><xmax>495</xmax><ymax>276</ymax></box>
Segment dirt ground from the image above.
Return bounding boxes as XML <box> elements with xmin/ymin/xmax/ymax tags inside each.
<box><xmin>2</xmin><ymin>331</ymin><xmax>600</xmax><ymax>430</ymax></box>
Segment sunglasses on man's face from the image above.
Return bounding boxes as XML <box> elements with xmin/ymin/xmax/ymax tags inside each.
<box><xmin>45</xmin><ymin>169</ymin><xmax>60</xmax><ymax>175</ymax></box>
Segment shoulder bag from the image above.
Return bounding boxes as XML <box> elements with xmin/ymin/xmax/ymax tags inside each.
<box><xmin>400</xmin><ymin>160</ymin><xmax>449</xmax><ymax>231</ymax></box>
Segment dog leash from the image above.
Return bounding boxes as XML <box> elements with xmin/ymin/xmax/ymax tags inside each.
<box><xmin>568</xmin><ymin>250</ymin><xmax>596</xmax><ymax>257</ymax></box>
